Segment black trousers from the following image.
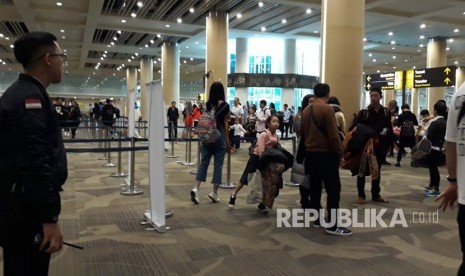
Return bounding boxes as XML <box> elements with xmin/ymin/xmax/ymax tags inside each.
<box><xmin>458</xmin><ymin>204</ymin><xmax>465</xmax><ymax>276</ymax></box>
<box><xmin>357</xmin><ymin>149</ymin><xmax>384</xmax><ymax>200</ymax></box>
<box><xmin>305</xmin><ymin>151</ymin><xmax>341</xmax><ymax>225</ymax></box>
<box><xmin>168</xmin><ymin>121</ymin><xmax>178</xmax><ymax>139</ymax></box>
<box><xmin>1</xmin><ymin>198</ymin><xmax>51</xmax><ymax>276</ymax></box>
<box><xmin>426</xmin><ymin>149</ymin><xmax>442</xmax><ymax>190</ymax></box>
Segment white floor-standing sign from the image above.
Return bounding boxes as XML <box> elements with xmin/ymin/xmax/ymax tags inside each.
<box><xmin>144</xmin><ymin>81</ymin><xmax>167</xmax><ymax>232</ymax></box>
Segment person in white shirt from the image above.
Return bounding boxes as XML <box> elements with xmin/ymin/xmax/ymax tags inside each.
<box><xmin>230</xmin><ymin>97</ymin><xmax>243</xmax><ymax>122</ymax></box>
<box><xmin>256</xmin><ymin>99</ymin><xmax>271</xmax><ymax>134</ymax></box>
<box><xmin>437</xmin><ymin>84</ymin><xmax>465</xmax><ymax>275</ymax></box>
<box><xmin>230</xmin><ymin>118</ymin><xmax>247</xmax><ymax>151</ymax></box>
<box><xmin>282</xmin><ymin>104</ymin><xmax>291</xmax><ymax>138</ymax></box>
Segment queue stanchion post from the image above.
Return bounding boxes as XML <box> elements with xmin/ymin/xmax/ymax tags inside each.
<box><xmin>111</xmin><ymin>131</ymin><xmax>127</xmax><ymax>177</ymax></box>
<box><xmin>98</xmin><ymin>124</ymin><xmax>108</xmax><ymax>160</ymax></box>
<box><xmin>219</xmin><ymin>147</ymin><xmax>236</xmax><ymax>189</ymax></box>
<box><xmin>166</xmin><ymin>122</ymin><xmax>178</xmax><ymax>158</ymax></box>
<box><xmin>177</xmin><ymin>127</ymin><xmax>195</xmax><ymax>166</ymax></box>
<box><xmin>190</xmin><ymin>139</ymin><xmax>200</xmax><ymax>175</ymax></box>
<box><xmin>284</xmin><ymin>136</ymin><xmax>300</xmax><ymax>187</ymax></box>
<box><xmin>121</xmin><ymin>137</ymin><xmax>144</xmax><ymax>196</ymax></box>
<box><xmin>103</xmin><ymin>125</ymin><xmax>116</xmax><ymax>167</ymax></box>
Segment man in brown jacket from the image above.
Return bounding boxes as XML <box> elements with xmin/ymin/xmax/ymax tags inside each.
<box><xmin>300</xmin><ymin>83</ymin><xmax>351</xmax><ymax>236</ymax></box>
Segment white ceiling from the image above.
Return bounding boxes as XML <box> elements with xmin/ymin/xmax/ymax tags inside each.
<box><xmin>0</xmin><ymin>0</ymin><xmax>465</xmax><ymax>88</ymax></box>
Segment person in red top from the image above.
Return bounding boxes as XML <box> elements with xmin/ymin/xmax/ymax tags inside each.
<box><xmin>191</xmin><ymin>104</ymin><xmax>202</xmax><ymax>127</ymax></box>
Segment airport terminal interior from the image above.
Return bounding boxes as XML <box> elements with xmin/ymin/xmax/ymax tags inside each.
<box><xmin>1</xmin><ymin>0</ymin><xmax>465</xmax><ymax>275</ymax></box>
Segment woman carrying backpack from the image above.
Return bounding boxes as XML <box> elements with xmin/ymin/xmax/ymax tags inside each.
<box><xmin>191</xmin><ymin>82</ymin><xmax>230</xmax><ymax>204</ymax></box>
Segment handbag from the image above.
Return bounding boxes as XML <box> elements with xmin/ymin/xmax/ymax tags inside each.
<box><xmin>411</xmin><ymin>137</ymin><xmax>432</xmax><ymax>159</ymax></box>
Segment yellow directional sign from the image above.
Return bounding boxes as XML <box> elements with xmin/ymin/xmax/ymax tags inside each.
<box><xmin>367</xmin><ymin>75</ymin><xmax>372</xmax><ymax>82</ymax></box>
<box><xmin>413</xmin><ymin>66</ymin><xmax>456</xmax><ymax>88</ymax></box>
<box><xmin>406</xmin><ymin>70</ymin><xmax>414</xmax><ymax>89</ymax></box>
<box><xmin>366</xmin><ymin>83</ymin><xmax>371</xmax><ymax>90</ymax></box>
<box><xmin>444</xmin><ymin>67</ymin><xmax>451</xmax><ymax>75</ymax></box>
<box><xmin>445</xmin><ymin>78</ymin><xmax>451</xmax><ymax>85</ymax></box>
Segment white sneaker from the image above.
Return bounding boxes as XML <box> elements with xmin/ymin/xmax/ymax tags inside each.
<box><xmin>191</xmin><ymin>188</ymin><xmax>199</xmax><ymax>204</ymax></box>
<box><xmin>208</xmin><ymin>192</ymin><xmax>219</xmax><ymax>203</ymax></box>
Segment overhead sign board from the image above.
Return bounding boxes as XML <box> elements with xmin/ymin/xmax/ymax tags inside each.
<box><xmin>413</xmin><ymin>66</ymin><xmax>456</xmax><ymax>88</ymax></box>
<box><xmin>365</xmin><ymin>72</ymin><xmax>395</xmax><ymax>90</ymax></box>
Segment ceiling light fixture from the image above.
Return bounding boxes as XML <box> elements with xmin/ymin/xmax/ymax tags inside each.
<box><xmin>261</xmin><ymin>26</ymin><xmax>266</xmax><ymax>32</ymax></box>
<box><xmin>282</xmin><ymin>19</ymin><xmax>287</xmax><ymax>24</ymax></box>
<box><xmin>56</xmin><ymin>2</ymin><xmax>62</xmax><ymax>6</ymax></box>
<box><xmin>420</xmin><ymin>23</ymin><xmax>426</xmax><ymax>28</ymax></box>
<box><xmin>131</xmin><ymin>13</ymin><xmax>137</xmax><ymax>18</ymax></box>
<box><xmin>113</xmin><ymin>37</ymin><xmax>117</xmax><ymax>40</ymax></box>
<box><xmin>111</xmin><ymin>42</ymin><xmax>115</xmax><ymax>45</ymax></box>
<box><xmin>392</xmin><ymin>47</ymin><xmax>396</xmax><ymax>50</ymax></box>
<box><xmin>177</xmin><ymin>18</ymin><xmax>182</xmax><ymax>23</ymax></box>
<box><xmin>306</xmin><ymin>8</ymin><xmax>312</xmax><ymax>14</ymax></box>
<box><xmin>258</xmin><ymin>2</ymin><xmax>264</xmax><ymax>7</ymax></box>
<box><xmin>189</xmin><ymin>8</ymin><xmax>194</xmax><ymax>13</ymax></box>
<box><xmin>390</xmin><ymin>40</ymin><xmax>396</xmax><ymax>44</ymax></box>
<box><xmin>392</xmin><ymin>56</ymin><xmax>397</xmax><ymax>59</ymax></box>
<box><xmin>137</xmin><ymin>1</ymin><xmax>143</xmax><ymax>7</ymax></box>
<box><xmin>117</xmin><ymin>30</ymin><xmax>122</xmax><ymax>34</ymax></box>
<box><xmin>60</xmin><ymin>29</ymin><xmax>65</xmax><ymax>33</ymax></box>
<box><xmin>420</xmin><ymin>35</ymin><xmax>425</xmax><ymax>39</ymax></box>
<box><xmin>150</xmin><ymin>39</ymin><xmax>154</xmax><ymax>44</ymax></box>
<box><xmin>449</xmin><ymin>38</ymin><xmax>455</xmax><ymax>43</ymax></box>
<box><xmin>237</xmin><ymin>13</ymin><xmax>242</xmax><ymax>19</ymax></box>
<box><xmin>363</xmin><ymin>37</ymin><xmax>367</xmax><ymax>41</ymax></box>
<box><xmin>165</xmin><ymin>24</ymin><xmax>170</xmax><ymax>28</ymax></box>
<box><xmin>121</xmin><ymin>19</ymin><xmax>126</xmax><ymax>23</ymax></box>
<box><xmin>454</xmin><ymin>28</ymin><xmax>460</xmax><ymax>33</ymax></box>
<box><xmin>446</xmin><ymin>47</ymin><xmax>450</xmax><ymax>51</ymax></box>
<box><xmin>388</xmin><ymin>31</ymin><xmax>393</xmax><ymax>36</ymax></box>
<box><xmin>455</xmin><ymin>61</ymin><xmax>459</xmax><ymax>64</ymax></box>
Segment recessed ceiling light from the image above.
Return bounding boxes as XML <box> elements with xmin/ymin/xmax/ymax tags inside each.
<box><xmin>189</xmin><ymin>8</ymin><xmax>194</xmax><ymax>13</ymax></box>
<box><xmin>111</xmin><ymin>42</ymin><xmax>115</xmax><ymax>45</ymax></box>
<box><xmin>61</xmin><ymin>36</ymin><xmax>66</xmax><ymax>39</ymax></box>
<box><xmin>454</xmin><ymin>28</ymin><xmax>460</xmax><ymax>33</ymax></box>
<box><xmin>121</xmin><ymin>19</ymin><xmax>126</xmax><ymax>23</ymax></box>
<box><xmin>190</xmin><ymin>57</ymin><xmax>194</xmax><ymax>61</ymax></box>
<box><xmin>419</xmin><ymin>35</ymin><xmax>425</xmax><ymax>39</ymax></box>
<box><xmin>137</xmin><ymin>1</ymin><xmax>143</xmax><ymax>7</ymax></box>
<box><xmin>56</xmin><ymin>2</ymin><xmax>62</xmax><ymax>6</ymax></box>
<box><xmin>388</xmin><ymin>31</ymin><xmax>393</xmax><ymax>36</ymax></box>
<box><xmin>60</xmin><ymin>29</ymin><xmax>65</xmax><ymax>33</ymax></box>
<box><xmin>449</xmin><ymin>38</ymin><xmax>455</xmax><ymax>43</ymax></box>
<box><xmin>404</xmin><ymin>59</ymin><xmax>408</xmax><ymax>62</ymax></box>
<box><xmin>113</xmin><ymin>37</ymin><xmax>118</xmax><ymax>41</ymax></box>
<box><xmin>390</xmin><ymin>40</ymin><xmax>396</xmax><ymax>45</ymax></box>
<box><xmin>306</xmin><ymin>8</ymin><xmax>312</xmax><ymax>14</ymax></box>
<box><xmin>363</xmin><ymin>37</ymin><xmax>367</xmax><ymax>41</ymax></box>
<box><xmin>117</xmin><ymin>30</ymin><xmax>122</xmax><ymax>34</ymax></box>
<box><xmin>145</xmin><ymin>44</ymin><xmax>149</xmax><ymax>47</ymax></box>
<box><xmin>417</xmin><ymin>49</ymin><xmax>421</xmax><ymax>52</ymax></box>
<box><xmin>103</xmin><ymin>54</ymin><xmax>107</xmax><ymax>57</ymax></box>
<box><xmin>177</xmin><ymin>18</ymin><xmax>182</xmax><ymax>23</ymax></box>
<box><xmin>186</xmin><ymin>46</ymin><xmax>190</xmax><ymax>49</ymax></box>
<box><xmin>392</xmin><ymin>47</ymin><xmax>396</xmax><ymax>50</ymax></box>
<box><xmin>419</xmin><ymin>44</ymin><xmax>424</xmax><ymax>47</ymax></box>
<box><xmin>377</xmin><ymin>70</ymin><xmax>380</xmax><ymax>73</ymax></box>
<box><xmin>446</xmin><ymin>47</ymin><xmax>450</xmax><ymax>51</ymax></box>
<box><xmin>420</xmin><ymin>23</ymin><xmax>426</xmax><ymax>28</ymax></box>
<box><xmin>104</xmin><ymin>51</ymin><xmax>108</xmax><ymax>53</ymax></box>
<box><xmin>157</xmin><ymin>34</ymin><xmax>161</xmax><ymax>38</ymax></box>
<box><xmin>368</xmin><ymin>53</ymin><xmax>372</xmax><ymax>57</ymax></box>
<box><xmin>135</xmin><ymin>53</ymin><xmax>139</xmax><ymax>56</ymax></box>
<box><xmin>258</xmin><ymin>2</ymin><xmax>264</xmax><ymax>7</ymax></box>
<box><xmin>455</xmin><ymin>61</ymin><xmax>459</xmax><ymax>64</ymax></box>
<box><xmin>373</xmin><ymin>59</ymin><xmax>377</xmax><ymax>62</ymax></box>
<box><xmin>237</xmin><ymin>13</ymin><xmax>242</xmax><ymax>19</ymax></box>
<box><xmin>384</xmin><ymin>62</ymin><xmax>388</xmax><ymax>65</ymax></box>
<box><xmin>313</xmin><ymin>31</ymin><xmax>318</xmax><ymax>34</ymax></box>
<box><xmin>261</xmin><ymin>26</ymin><xmax>266</xmax><ymax>31</ymax></box>
<box><xmin>392</xmin><ymin>56</ymin><xmax>396</xmax><ymax>59</ymax></box>
<box><xmin>183</xmin><ymin>60</ymin><xmax>187</xmax><ymax>63</ymax></box>
<box><xmin>393</xmin><ymin>67</ymin><xmax>396</xmax><ymax>69</ymax></box>
<box><xmin>165</xmin><ymin>24</ymin><xmax>170</xmax><ymax>28</ymax></box>
<box><xmin>128</xmin><ymin>59</ymin><xmax>131</xmax><ymax>62</ymax></box>
<box><xmin>150</xmin><ymin>39</ymin><xmax>154</xmax><ymax>44</ymax></box>
<box><xmin>195</xmin><ymin>41</ymin><xmax>199</xmax><ymax>44</ymax></box>
<box><xmin>5</xmin><ymin>37</ymin><xmax>9</xmax><ymax>40</ymax></box>
<box><xmin>9</xmin><ymin>45</ymin><xmax>14</xmax><ymax>48</ymax></box>
<box><xmin>100</xmin><ymin>57</ymin><xmax>104</xmax><ymax>60</ymax></box>
<box><xmin>131</xmin><ymin>13</ymin><xmax>137</xmax><ymax>18</ymax></box>
<box><xmin>281</xmin><ymin>19</ymin><xmax>287</xmax><ymax>24</ymax></box>
<box><xmin>0</xmin><ymin>34</ymin><xmax>3</xmax><ymax>38</ymax></box>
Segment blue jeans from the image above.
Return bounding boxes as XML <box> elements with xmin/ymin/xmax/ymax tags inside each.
<box><xmin>195</xmin><ymin>131</ymin><xmax>227</xmax><ymax>184</ymax></box>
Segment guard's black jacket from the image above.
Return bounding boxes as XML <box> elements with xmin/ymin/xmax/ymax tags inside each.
<box><xmin>0</xmin><ymin>73</ymin><xmax>67</xmax><ymax>224</ymax></box>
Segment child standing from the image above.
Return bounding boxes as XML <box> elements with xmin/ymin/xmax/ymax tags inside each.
<box><xmin>229</xmin><ymin>117</ymin><xmax>247</xmax><ymax>151</ymax></box>
<box><xmin>229</xmin><ymin>115</ymin><xmax>282</xmax><ymax>210</ymax></box>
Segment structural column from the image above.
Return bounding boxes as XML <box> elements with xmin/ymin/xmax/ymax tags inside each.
<box><xmin>235</xmin><ymin>37</ymin><xmax>248</xmax><ymax>104</ymax></box>
<box><xmin>383</xmin><ymin>90</ymin><xmax>395</xmax><ymax>107</ymax></box>
<box><xmin>162</xmin><ymin>42</ymin><xmax>180</xmax><ymax>107</ymax></box>
<box><xmin>205</xmin><ymin>11</ymin><xmax>228</xmax><ymax>97</ymax></box>
<box><xmin>426</xmin><ymin>37</ymin><xmax>447</xmax><ymax>112</ymax></box>
<box><xmin>140</xmin><ymin>58</ymin><xmax>153</xmax><ymax>120</ymax></box>
<box><xmin>456</xmin><ymin>67</ymin><xmax>465</xmax><ymax>89</ymax></box>
<box><xmin>411</xmin><ymin>88</ymin><xmax>419</xmax><ymax>116</ymax></box>
<box><xmin>320</xmin><ymin>0</ymin><xmax>364</xmax><ymax>127</ymax></box>
<box><xmin>283</xmin><ymin>39</ymin><xmax>296</xmax><ymax>108</ymax></box>
<box><xmin>126</xmin><ymin>67</ymin><xmax>138</xmax><ymax>113</ymax></box>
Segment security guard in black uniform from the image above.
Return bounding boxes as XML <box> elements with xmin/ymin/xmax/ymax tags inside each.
<box><xmin>0</xmin><ymin>32</ymin><xmax>67</xmax><ymax>276</ymax></box>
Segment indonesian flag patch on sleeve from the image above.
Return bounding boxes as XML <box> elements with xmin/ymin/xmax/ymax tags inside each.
<box><xmin>25</xmin><ymin>98</ymin><xmax>42</xmax><ymax>109</ymax></box>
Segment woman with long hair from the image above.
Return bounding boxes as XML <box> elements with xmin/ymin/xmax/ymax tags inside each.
<box><xmin>191</xmin><ymin>82</ymin><xmax>230</xmax><ymax>204</ymax></box>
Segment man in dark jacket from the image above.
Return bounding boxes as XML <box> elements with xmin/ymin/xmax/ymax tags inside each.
<box><xmin>167</xmin><ymin>101</ymin><xmax>179</xmax><ymax>140</ymax></box>
<box><xmin>0</xmin><ymin>32</ymin><xmax>67</xmax><ymax>275</ymax></box>
<box><xmin>352</xmin><ymin>87</ymin><xmax>392</xmax><ymax>204</ymax></box>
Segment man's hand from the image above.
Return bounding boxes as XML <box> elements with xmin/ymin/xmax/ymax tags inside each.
<box><xmin>436</xmin><ymin>184</ymin><xmax>458</xmax><ymax>211</ymax></box>
<box><xmin>41</xmin><ymin>223</ymin><xmax>63</xmax><ymax>253</ymax></box>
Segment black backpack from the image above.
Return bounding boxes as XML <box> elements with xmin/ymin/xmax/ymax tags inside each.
<box><xmin>400</xmin><ymin>120</ymin><xmax>415</xmax><ymax>137</ymax></box>
<box><xmin>102</xmin><ymin>105</ymin><xmax>115</xmax><ymax>121</ymax></box>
